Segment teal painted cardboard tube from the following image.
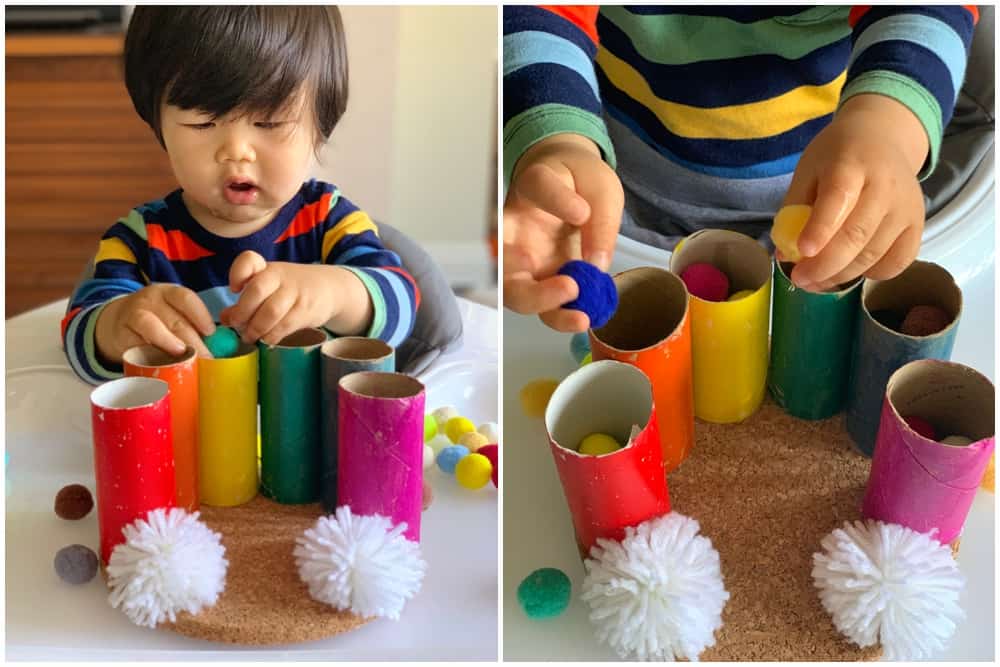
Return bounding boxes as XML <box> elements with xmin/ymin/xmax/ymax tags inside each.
<box><xmin>259</xmin><ymin>328</ymin><xmax>328</xmax><ymax>504</ymax></box>
<box><xmin>320</xmin><ymin>337</ymin><xmax>395</xmax><ymax>513</ymax></box>
<box><xmin>768</xmin><ymin>261</ymin><xmax>862</xmax><ymax>420</ymax></box>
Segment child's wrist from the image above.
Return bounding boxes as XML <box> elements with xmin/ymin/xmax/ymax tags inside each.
<box><xmin>836</xmin><ymin>94</ymin><xmax>929</xmax><ymax>175</ymax></box>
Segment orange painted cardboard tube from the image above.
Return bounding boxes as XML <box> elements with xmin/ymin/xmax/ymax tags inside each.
<box><xmin>589</xmin><ymin>267</ymin><xmax>694</xmax><ymax>473</ymax></box>
<box><xmin>544</xmin><ymin>360</ymin><xmax>670</xmax><ymax>558</ymax></box>
<box><xmin>123</xmin><ymin>345</ymin><xmax>199</xmax><ymax>511</ymax></box>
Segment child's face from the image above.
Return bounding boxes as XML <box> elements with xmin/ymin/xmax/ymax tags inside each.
<box><xmin>160</xmin><ymin>90</ymin><xmax>317</xmax><ymax>234</ymax></box>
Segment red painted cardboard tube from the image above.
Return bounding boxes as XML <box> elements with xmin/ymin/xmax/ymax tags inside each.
<box><xmin>544</xmin><ymin>360</ymin><xmax>670</xmax><ymax>557</ymax></box>
<box><xmin>90</xmin><ymin>377</ymin><xmax>176</xmax><ymax>564</ymax></box>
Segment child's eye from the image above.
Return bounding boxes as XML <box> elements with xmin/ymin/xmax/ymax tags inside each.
<box><xmin>185</xmin><ymin>122</ymin><xmax>215</xmax><ymax>130</ymax></box>
<box><xmin>254</xmin><ymin>121</ymin><xmax>286</xmax><ymax>130</ymax></box>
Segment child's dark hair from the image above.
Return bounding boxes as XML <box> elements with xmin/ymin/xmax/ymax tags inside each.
<box><xmin>124</xmin><ymin>6</ymin><xmax>348</xmax><ymax>147</ymax></box>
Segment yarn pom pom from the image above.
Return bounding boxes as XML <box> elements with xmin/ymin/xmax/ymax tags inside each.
<box><xmin>518</xmin><ymin>567</ymin><xmax>572</xmax><ymax>619</ymax></box>
<box><xmin>294</xmin><ymin>506</ymin><xmax>427</xmax><ymax>620</ymax></box>
<box><xmin>581</xmin><ymin>512</ymin><xmax>729</xmax><ymax>661</ymax></box>
<box><xmin>900</xmin><ymin>305</ymin><xmax>952</xmax><ymax>337</ymax></box>
<box><xmin>557</xmin><ymin>260</ymin><xmax>618</xmax><ymax>329</ymax></box>
<box><xmin>203</xmin><ymin>325</ymin><xmax>240</xmax><ymax>358</ymax></box>
<box><xmin>812</xmin><ymin>520</ymin><xmax>965</xmax><ymax>660</ymax></box>
<box><xmin>107</xmin><ymin>507</ymin><xmax>228</xmax><ymax>628</ymax></box>
<box><xmin>903</xmin><ymin>415</ymin><xmax>938</xmax><ymax>440</ymax></box>
<box><xmin>680</xmin><ymin>263</ymin><xmax>730</xmax><ymax>302</ymax></box>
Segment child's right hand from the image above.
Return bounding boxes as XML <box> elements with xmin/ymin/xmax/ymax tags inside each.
<box><xmin>503</xmin><ymin>133</ymin><xmax>624</xmax><ymax>332</ymax></box>
<box><xmin>95</xmin><ymin>284</ymin><xmax>215</xmax><ymax>363</ymax></box>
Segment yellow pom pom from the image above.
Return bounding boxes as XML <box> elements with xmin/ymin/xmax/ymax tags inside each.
<box><xmin>727</xmin><ymin>289</ymin><xmax>754</xmax><ymax>302</ymax></box>
<box><xmin>981</xmin><ymin>452</ymin><xmax>995</xmax><ymax>492</ymax></box>
<box><xmin>445</xmin><ymin>416</ymin><xmax>476</xmax><ymax>443</ymax></box>
<box><xmin>578</xmin><ymin>433</ymin><xmax>621</xmax><ymax>456</ymax></box>
<box><xmin>459</xmin><ymin>431</ymin><xmax>490</xmax><ymax>453</ymax></box>
<box><xmin>520</xmin><ymin>378</ymin><xmax>560</xmax><ymax>418</ymax></box>
<box><xmin>580</xmin><ymin>352</ymin><xmax>592</xmax><ymax>366</ymax></box>
<box><xmin>455</xmin><ymin>453</ymin><xmax>492</xmax><ymax>489</ymax></box>
<box><xmin>772</xmin><ymin>204</ymin><xmax>811</xmax><ymax>263</ymax></box>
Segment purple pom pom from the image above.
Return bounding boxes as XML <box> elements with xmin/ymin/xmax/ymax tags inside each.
<box><xmin>557</xmin><ymin>261</ymin><xmax>618</xmax><ymax>328</ymax></box>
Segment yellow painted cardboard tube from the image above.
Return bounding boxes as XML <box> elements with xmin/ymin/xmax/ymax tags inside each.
<box><xmin>198</xmin><ymin>343</ymin><xmax>259</xmax><ymax>506</ymax></box>
<box><xmin>670</xmin><ymin>229</ymin><xmax>772</xmax><ymax>423</ymax></box>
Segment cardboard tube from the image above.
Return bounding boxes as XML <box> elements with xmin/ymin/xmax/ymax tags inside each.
<box><xmin>259</xmin><ymin>328</ymin><xmax>327</xmax><ymax>504</ymax></box>
<box><xmin>90</xmin><ymin>377</ymin><xmax>176</xmax><ymax>564</ymax></box>
<box><xmin>845</xmin><ymin>261</ymin><xmax>961</xmax><ymax>456</ymax></box>
<box><xmin>544</xmin><ymin>360</ymin><xmax>670</xmax><ymax>558</ymax></box>
<box><xmin>198</xmin><ymin>343</ymin><xmax>259</xmax><ymax>507</ymax></box>
<box><xmin>589</xmin><ymin>267</ymin><xmax>694</xmax><ymax>473</ymax></box>
<box><xmin>862</xmin><ymin>360</ymin><xmax>994</xmax><ymax>545</ymax></box>
<box><xmin>338</xmin><ymin>372</ymin><xmax>425</xmax><ymax>541</ymax></box>
<box><xmin>123</xmin><ymin>345</ymin><xmax>199</xmax><ymax>511</ymax></box>
<box><xmin>320</xmin><ymin>337</ymin><xmax>395</xmax><ymax>512</ymax></box>
<box><xmin>769</xmin><ymin>261</ymin><xmax>862</xmax><ymax>420</ymax></box>
<box><xmin>669</xmin><ymin>229</ymin><xmax>771</xmax><ymax>423</ymax></box>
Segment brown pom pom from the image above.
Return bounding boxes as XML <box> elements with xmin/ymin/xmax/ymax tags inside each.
<box><xmin>900</xmin><ymin>305</ymin><xmax>952</xmax><ymax>337</ymax></box>
<box><xmin>54</xmin><ymin>544</ymin><xmax>99</xmax><ymax>584</ymax></box>
<box><xmin>54</xmin><ymin>484</ymin><xmax>94</xmax><ymax>520</ymax></box>
<box><xmin>422</xmin><ymin>480</ymin><xmax>433</xmax><ymax>511</ymax></box>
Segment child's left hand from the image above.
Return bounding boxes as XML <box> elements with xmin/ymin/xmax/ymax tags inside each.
<box><xmin>782</xmin><ymin>94</ymin><xmax>929</xmax><ymax>291</ymax></box>
<box><xmin>220</xmin><ymin>251</ymin><xmax>371</xmax><ymax>344</ymax></box>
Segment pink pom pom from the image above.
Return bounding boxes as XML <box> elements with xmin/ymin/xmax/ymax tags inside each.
<box><xmin>479</xmin><ymin>444</ymin><xmax>498</xmax><ymax>488</ymax></box>
<box><xmin>904</xmin><ymin>415</ymin><xmax>937</xmax><ymax>440</ymax></box>
<box><xmin>680</xmin><ymin>263</ymin><xmax>730</xmax><ymax>302</ymax></box>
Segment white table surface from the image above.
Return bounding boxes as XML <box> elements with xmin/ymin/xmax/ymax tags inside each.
<box><xmin>502</xmin><ymin>251</ymin><xmax>996</xmax><ymax>661</ymax></box>
<box><xmin>4</xmin><ymin>297</ymin><xmax>498</xmax><ymax>660</ymax></box>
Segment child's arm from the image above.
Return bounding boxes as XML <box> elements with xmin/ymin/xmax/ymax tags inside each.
<box><xmin>785</xmin><ymin>6</ymin><xmax>978</xmax><ymax>291</ymax></box>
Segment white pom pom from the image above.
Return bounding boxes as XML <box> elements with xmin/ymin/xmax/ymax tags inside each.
<box><xmin>581</xmin><ymin>512</ymin><xmax>729</xmax><ymax>661</ymax></box>
<box><xmin>813</xmin><ymin>520</ymin><xmax>965</xmax><ymax>660</ymax></box>
<box><xmin>477</xmin><ymin>421</ymin><xmax>500</xmax><ymax>443</ymax></box>
<box><xmin>107</xmin><ymin>507</ymin><xmax>228</xmax><ymax>628</ymax></box>
<box><xmin>294</xmin><ymin>506</ymin><xmax>427</xmax><ymax>620</ymax></box>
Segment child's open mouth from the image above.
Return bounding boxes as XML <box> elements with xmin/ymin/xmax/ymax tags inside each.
<box><xmin>224</xmin><ymin>179</ymin><xmax>259</xmax><ymax>205</ymax></box>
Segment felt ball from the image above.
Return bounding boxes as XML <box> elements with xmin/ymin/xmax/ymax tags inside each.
<box><xmin>570</xmin><ymin>331</ymin><xmax>591</xmax><ymax>364</ymax></box>
<box><xmin>870</xmin><ymin>308</ymin><xmax>905</xmax><ymax>332</ymax></box>
<box><xmin>423</xmin><ymin>415</ymin><xmax>437</xmax><ymax>442</ymax></box>
<box><xmin>477</xmin><ymin>421</ymin><xmax>500</xmax><ymax>443</ymax></box>
<box><xmin>680</xmin><ymin>263</ymin><xmax>730</xmax><ymax>302</ymax></box>
<box><xmin>54</xmin><ymin>544</ymin><xmax>99</xmax><ymax>585</ymax></box>
<box><xmin>456</xmin><ymin>453</ymin><xmax>493</xmax><ymax>490</ymax></box>
<box><xmin>479</xmin><ymin>444</ymin><xmax>499</xmax><ymax>488</ymax></box>
<box><xmin>727</xmin><ymin>289</ymin><xmax>754</xmax><ymax>302</ymax></box>
<box><xmin>578</xmin><ymin>433</ymin><xmax>622</xmax><ymax>456</ymax></box>
<box><xmin>557</xmin><ymin>260</ymin><xmax>619</xmax><ymax>329</ymax></box>
<box><xmin>903</xmin><ymin>415</ymin><xmax>937</xmax><ymax>441</ymax></box>
<box><xmin>459</xmin><ymin>431</ymin><xmax>490</xmax><ymax>453</ymax></box>
<box><xmin>203</xmin><ymin>325</ymin><xmax>240</xmax><ymax>358</ymax></box>
<box><xmin>518</xmin><ymin>567</ymin><xmax>572</xmax><ymax>619</ymax></box>
<box><xmin>427</xmin><ymin>433</ymin><xmax>452</xmax><ymax>456</ymax></box>
<box><xmin>422</xmin><ymin>480</ymin><xmax>434</xmax><ymax>511</ymax></box>
<box><xmin>445</xmin><ymin>416</ymin><xmax>476</xmax><ymax>443</ymax></box>
<box><xmin>771</xmin><ymin>204</ymin><xmax>811</xmax><ymax>263</ymax></box>
<box><xmin>423</xmin><ymin>444</ymin><xmax>435</xmax><ymax>470</ymax></box>
<box><xmin>436</xmin><ymin>445</ymin><xmax>469</xmax><ymax>474</ymax></box>
<box><xmin>431</xmin><ymin>406</ymin><xmax>459</xmax><ymax>430</ymax></box>
<box><xmin>939</xmin><ymin>434</ymin><xmax>974</xmax><ymax>446</ymax></box>
<box><xmin>981</xmin><ymin>453</ymin><xmax>995</xmax><ymax>492</ymax></box>
<box><xmin>54</xmin><ymin>483</ymin><xmax>94</xmax><ymax>520</ymax></box>
<box><xmin>580</xmin><ymin>352</ymin><xmax>592</xmax><ymax>366</ymax></box>
<box><xmin>520</xmin><ymin>378</ymin><xmax>559</xmax><ymax>418</ymax></box>
<box><xmin>900</xmin><ymin>305</ymin><xmax>952</xmax><ymax>337</ymax></box>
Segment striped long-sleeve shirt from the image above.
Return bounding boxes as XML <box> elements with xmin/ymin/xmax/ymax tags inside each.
<box><xmin>504</xmin><ymin>6</ymin><xmax>978</xmax><ymax>247</ymax></box>
<box><xmin>62</xmin><ymin>179</ymin><xmax>420</xmax><ymax>384</ymax></box>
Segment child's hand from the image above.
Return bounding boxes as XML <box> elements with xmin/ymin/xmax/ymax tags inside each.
<box><xmin>504</xmin><ymin>133</ymin><xmax>624</xmax><ymax>332</ymax></box>
<box><xmin>782</xmin><ymin>94</ymin><xmax>929</xmax><ymax>291</ymax></box>
<box><xmin>220</xmin><ymin>250</ymin><xmax>371</xmax><ymax>345</ymax></box>
<box><xmin>95</xmin><ymin>284</ymin><xmax>215</xmax><ymax>362</ymax></box>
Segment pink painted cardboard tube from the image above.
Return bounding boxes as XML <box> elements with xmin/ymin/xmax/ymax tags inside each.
<box><xmin>337</xmin><ymin>371</ymin><xmax>425</xmax><ymax>541</ymax></box>
<box><xmin>862</xmin><ymin>360</ymin><xmax>995</xmax><ymax>545</ymax></box>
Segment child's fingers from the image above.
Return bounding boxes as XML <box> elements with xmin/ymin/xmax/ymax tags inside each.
<box><xmin>504</xmin><ymin>272</ymin><xmax>578</xmax><ymax>315</ymax></box>
<box><xmin>539</xmin><ymin>307</ymin><xmax>590</xmax><ymax>333</ymax></box>
<box><xmin>171</xmin><ymin>320</ymin><xmax>214</xmax><ymax>359</ymax></box>
<box><xmin>864</xmin><ymin>224</ymin><xmax>921</xmax><ymax>281</ymax></box>
<box><xmin>513</xmin><ymin>163</ymin><xmax>590</xmax><ymax>226</ymax></box>
<box><xmin>241</xmin><ymin>287</ymin><xmax>297</xmax><ymax>344</ymax></box>
<box><xmin>793</xmin><ymin>166</ymin><xmax>864</xmax><ymax>259</ymax></box>
<box><xmin>223</xmin><ymin>270</ymin><xmax>281</xmax><ymax>329</ymax></box>
<box><xmin>164</xmin><ymin>286</ymin><xmax>215</xmax><ymax>336</ymax></box>
<box><xmin>818</xmin><ymin>210</ymin><xmax>904</xmax><ymax>288</ymax></box>
<box><xmin>791</xmin><ymin>184</ymin><xmax>887</xmax><ymax>289</ymax></box>
<box><xmin>576</xmin><ymin>170</ymin><xmax>624</xmax><ymax>271</ymax></box>
<box><xmin>126</xmin><ymin>309</ymin><xmax>188</xmax><ymax>357</ymax></box>
<box><xmin>259</xmin><ymin>301</ymin><xmax>307</xmax><ymax>346</ymax></box>
<box><xmin>228</xmin><ymin>250</ymin><xmax>268</xmax><ymax>294</ymax></box>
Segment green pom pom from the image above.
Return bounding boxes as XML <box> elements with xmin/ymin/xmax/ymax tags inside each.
<box><xmin>424</xmin><ymin>414</ymin><xmax>438</xmax><ymax>442</ymax></box>
<box><xmin>517</xmin><ymin>567</ymin><xmax>571</xmax><ymax>619</ymax></box>
<box><xmin>204</xmin><ymin>326</ymin><xmax>240</xmax><ymax>358</ymax></box>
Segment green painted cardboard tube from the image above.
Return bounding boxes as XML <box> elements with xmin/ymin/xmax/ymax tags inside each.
<box><xmin>259</xmin><ymin>328</ymin><xmax>328</xmax><ymax>504</ymax></box>
<box><xmin>768</xmin><ymin>260</ymin><xmax>862</xmax><ymax>420</ymax></box>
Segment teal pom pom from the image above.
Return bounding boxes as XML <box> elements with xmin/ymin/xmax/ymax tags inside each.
<box><xmin>204</xmin><ymin>326</ymin><xmax>240</xmax><ymax>358</ymax></box>
<box><xmin>517</xmin><ymin>567</ymin><xmax>571</xmax><ymax>619</ymax></box>
<box><xmin>569</xmin><ymin>332</ymin><xmax>591</xmax><ymax>364</ymax></box>
<box><xmin>436</xmin><ymin>445</ymin><xmax>470</xmax><ymax>474</ymax></box>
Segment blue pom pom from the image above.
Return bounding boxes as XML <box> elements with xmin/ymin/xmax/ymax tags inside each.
<box><xmin>569</xmin><ymin>332</ymin><xmax>591</xmax><ymax>364</ymax></box>
<box><xmin>557</xmin><ymin>261</ymin><xmax>618</xmax><ymax>329</ymax></box>
<box><xmin>436</xmin><ymin>445</ymin><xmax>470</xmax><ymax>474</ymax></box>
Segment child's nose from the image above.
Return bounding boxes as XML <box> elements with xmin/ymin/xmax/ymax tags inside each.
<box><xmin>215</xmin><ymin>127</ymin><xmax>256</xmax><ymax>164</ymax></box>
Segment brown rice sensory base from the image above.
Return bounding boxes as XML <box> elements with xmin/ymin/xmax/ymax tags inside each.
<box><xmin>160</xmin><ymin>494</ymin><xmax>369</xmax><ymax>645</ymax></box>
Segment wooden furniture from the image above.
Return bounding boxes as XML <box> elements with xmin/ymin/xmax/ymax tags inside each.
<box><xmin>5</xmin><ymin>33</ymin><xmax>177</xmax><ymax>318</ymax></box>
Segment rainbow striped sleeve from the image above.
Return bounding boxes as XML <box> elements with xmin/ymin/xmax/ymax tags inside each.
<box><xmin>842</xmin><ymin>6</ymin><xmax>978</xmax><ymax>178</ymax></box>
<box><xmin>61</xmin><ymin>208</ymin><xmax>151</xmax><ymax>384</ymax></box>
<box><xmin>320</xmin><ymin>190</ymin><xmax>420</xmax><ymax>349</ymax></box>
<box><xmin>502</xmin><ymin>5</ymin><xmax>614</xmax><ymax>191</ymax></box>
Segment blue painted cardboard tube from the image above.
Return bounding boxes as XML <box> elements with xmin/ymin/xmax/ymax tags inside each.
<box><xmin>844</xmin><ymin>261</ymin><xmax>962</xmax><ymax>456</ymax></box>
